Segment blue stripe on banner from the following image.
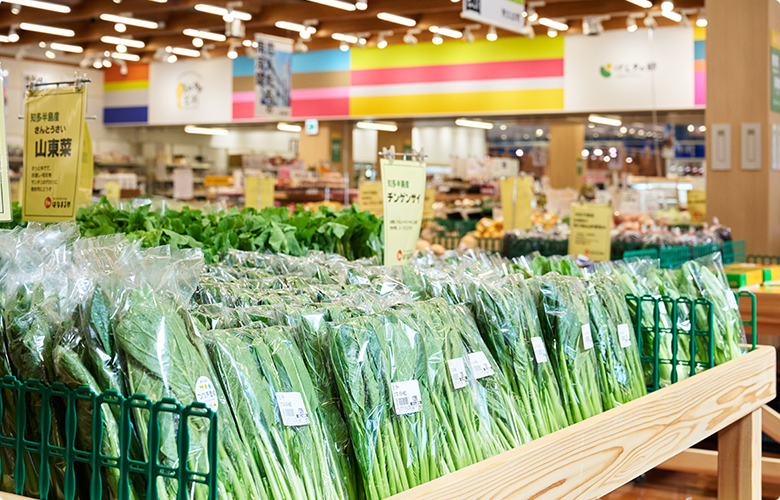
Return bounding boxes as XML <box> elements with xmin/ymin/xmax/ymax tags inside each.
<box><xmin>104</xmin><ymin>106</ymin><xmax>148</xmax><ymax>124</ymax></box>
<box><xmin>292</xmin><ymin>49</ymin><xmax>350</xmax><ymax>74</ymax></box>
<box><xmin>233</xmin><ymin>56</ymin><xmax>254</xmax><ymax>77</ymax></box>
<box><xmin>694</xmin><ymin>40</ymin><xmax>706</xmax><ymax>60</ymax></box>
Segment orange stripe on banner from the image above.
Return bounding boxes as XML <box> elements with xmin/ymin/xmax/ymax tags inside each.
<box><xmin>104</xmin><ymin>63</ymin><xmax>149</xmax><ymax>82</ymax></box>
<box><xmin>350</xmin><ymin>88</ymin><xmax>564</xmax><ymax>116</ymax></box>
<box><xmin>694</xmin><ymin>60</ymin><xmax>707</xmax><ymax>72</ymax></box>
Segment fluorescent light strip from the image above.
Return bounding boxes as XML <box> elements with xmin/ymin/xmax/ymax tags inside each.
<box><xmin>171</xmin><ymin>47</ymin><xmax>200</xmax><ymax>57</ymax></box>
<box><xmin>661</xmin><ymin>10</ymin><xmax>682</xmax><ymax>22</ymax></box>
<box><xmin>50</xmin><ymin>42</ymin><xmax>82</xmax><ymax>53</ymax></box>
<box><xmin>194</xmin><ymin>4</ymin><xmax>251</xmax><ymax>21</ymax></box>
<box><xmin>111</xmin><ymin>52</ymin><xmax>140</xmax><ymax>61</ymax></box>
<box><xmin>277</xmin><ymin>123</ymin><xmax>302</xmax><ymax>132</ymax></box>
<box><xmin>625</xmin><ymin>0</ymin><xmax>653</xmax><ymax>7</ymax></box>
<box><xmin>436</xmin><ymin>27</ymin><xmax>462</xmax><ymax>38</ymax></box>
<box><xmin>183</xmin><ymin>28</ymin><xmax>226</xmax><ymax>41</ymax></box>
<box><xmin>377</xmin><ymin>12</ymin><xmax>416</xmax><ymax>27</ymax></box>
<box><xmin>9</xmin><ymin>0</ymin><xmax>69</xmax><ymax>13</ymax></box>
<box><xmin>19</xmin><ymin>23</ymin><xmax>74</xmax><ymax>37</ymax></box>
<box><xmin>588</xmin><ymin>114</ymin><xmax>622</xmax><ymax>127</ymax></box>
<box><xmin>456</xmin><ymin>118</ymin><xmax>493</xmax><ymax>130</ymax></box>
<box><xmin>99</xmin><ymin>14</ymin><xmax>159</xmax><ymax>29</ymax></box>
<box><xmin>275</xmin><ymin>21</ymin><xmax>316</xmax><ymax>33</ymax></box>
<box><xmin>356</xmin><ymin>121</ymin><xmax>398</xmax><ymax>132</ymax></box>
<box><xmin>332</xmin><ymin>33</ymin><xmax>358</xmax><ymax>43</ymax></box>
<box><xmin>101</xmin><ymin>36</ymin><xmax>145</xmax><ymax>48</ymax></box>
<box><xmin>185</xmin><ymin>125</ymin><xmax>229</xmax><ymax>136</ymax></box>
<box><xmin>306</xmin><ymin>0</ymin><xmax>356</xmax><ymax>11</ymax></box>
<box><xmin>538</xmin><ymin>18</ymin><xmax>568</xmax><ymax>31</ymax></box>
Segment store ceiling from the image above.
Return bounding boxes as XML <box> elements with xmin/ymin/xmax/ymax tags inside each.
<box><xmin>0</xmin><ymin>0</ymin><xmax>705</xmax><ymax>63</ymax></box>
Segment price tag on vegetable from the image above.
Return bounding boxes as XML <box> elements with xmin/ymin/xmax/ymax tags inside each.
<box><xmin>276</xmin><ymin>392</ymin><xmax>311</xmax><ymax>426</ymax></box>
<box><xmin>530</xmin><ymin>337</ymin><xmax>548</xmax><ymax>363</ymax></box>
<box><xmin>391</xmin><ymin>380</ymin><xmax>423</xmax><ymax>415</ymax></box>
<box><xmin>468</xmin><ymin>351</ymin><xmax>495</xmax><ymax>379</ymax></box>
<box><xmin>381</xmin><ymin>159</ymin><xmax>426</xmax><ymax>267</ymax></box>
<box><xmin>617</xmin><ymin>324</ymin><xmax>632</xmax><ymax>348</ymax></box>
<box><xmin>195</xmin><ymin>376</ymin><xmax>219</xmax><ymax>412</ymax></box>
<box><xmin>447</xmin><ymin>358</ymin><xmax>468</xmax><ymax>389</ymax></box>
<box><xmin>581</xmin><ymin>324</ymin><xmax>594</xmax><ymax>350</ymax></box>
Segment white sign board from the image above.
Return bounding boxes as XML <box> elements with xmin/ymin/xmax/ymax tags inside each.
<box><xmin>564</xmin><ymin>27</ymin><xmax>694</xmax><ymax>112</ymax></box>
<box><xmin>741</xmin><ymin>123</ymin><xmax>762</xmax><ymax>170</ymax></box>
<box><xmin>461</xmin><ymin>0</ymin><xmax>526</xmax><ymax>35</ymax></box>
<box><xmin>711</xmin><ymin>124</ymin><xmax>732</xmax><ymax>171</ymax></box>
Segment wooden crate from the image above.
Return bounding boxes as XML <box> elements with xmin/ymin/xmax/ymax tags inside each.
<box><xmin>388</xmin><ymin>345</ymin><xmax>776</xmax><ymax>500</ymax></box>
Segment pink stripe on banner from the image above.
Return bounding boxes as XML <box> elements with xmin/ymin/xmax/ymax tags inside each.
<box><xmin>351</xmin><ymin>59</ymin><xmax>563</xmax><ymax>87</ymax></box>
<box><xmin>233</xmin><ymin>101</ymin><xmax>253</xmax><ymax>120</ymax></box>
<box><xmin>291</xmin><ymin>87</ymin><xmax>350</xmax><ymax>100</ymax></box>
<box><xmin>694</xmin><ymin>72</ymin><xmax>706</xmax><ymax>106</ymax></box>
<box><xmin>232</xmin><ymin>91</ymin><xmax>254</xmax><ymax>104</ymax></box>
<box><xmin>292</xmin><ymin>98</ymin><xmax>349</xmax><ymax>118</ymax></box>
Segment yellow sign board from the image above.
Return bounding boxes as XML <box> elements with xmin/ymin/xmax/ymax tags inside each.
<box><xmin>245</xmin><ymin>177</ymin><xmax>275</xmax><ymax>210</ymax></box>
<box><xmin>688</xmin><ymin>190</ymin><xmax>707</xmax><ymax>224</ymax></box>
<box><xmin>422</xmin><ymin>187</ymin><xmax>436</xmax><ymax>220</ymax></box>
<box><xmin>358</xmin><ymin>181</ymin><xmax>383</xmax><ymax>217</ymax></box>
<box><xmin>500</xmin><ymin>176</ymin><xmax>533</xmax><ymax>230</ymax></box>
<box><xmin>204</xmin><ymin>175</ymin><xmax>235</xmax><ymax>187</ymax></box>
<box><xmin>381</xmin><ymin>159</ymin><xmax>426</xmax><ymax>266</ymax></box>
<box><xmin>105</xmin><ymin>181</ymin><xmax>121</xmax><ymax>202</ymax></box>
<box><xmin>23</xmin><ymin>86</ymin><xmax>86</xmax><ymax>222</ymax></box>
<box><xmin>245</xmin><ymin>176</ymin><xmax>258</xmax><ymax>209</ymax></box>
<box><xmin>568</xmin><ymin>202</ymin><xmax>612</xmax><ymax>262</ymax></box>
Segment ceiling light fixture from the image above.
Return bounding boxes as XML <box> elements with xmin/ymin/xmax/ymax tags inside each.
<box><xmin>643</xmin><ymin>14</ymin><xmax>657</xmax><ymax>27</ymax></box>
<box><xmin>185</xmin><ymin>125</ymin><xmax>229</xmax><ymax>136</ymax></box>
<box><xmin>194</xmin><ymin>4</ymin><xmax>251</xmax><ymax>21</ymax></box>
<box><xmin>523</xmin><ymin>23</ymin><xmax>535</xmax><ymax>39</ymax></box>
<box><xmin>582</xmin><ymin>15</ymin><xmax>607</xmax><ymax>36</ymax></box>
<box><xmin>7</xmin><ymin>26</ymin><xmax>18</xmax><ymax>42</ymax></box>
<box><xmin>8</xmin><ymin>0</ymin><xmax>69</xmax><ymax>14</ymax></box>
<box><xmin>227</xmin><ymin>42</ymin><xmax>239</xmax><ymax>59</ymax></box>
<box><xmin>588</xmin><ymin>114</ymin><xmax>622</xmax><ymax>126</ymax></box>
<box><xmin>538</xmin><ymin>18</ymin><xmax>568</xmax><ymax>31</ymax></box>
<box><xmin>547</xmin><ymin>28</ymin><xmax>557</xmax><ymax>37</ymax></box>
<box><xmin>332</xmin><ymin>33</ymin><xmax>358</xmax><ymax>43</ymax></box>
<box><xmin>44</xmin><ymin>49</ymin><xmax>55</xmax><ymax>58</ymax></box>
<box><xmin>696</xmin><ymin>10</ymin><xmax>707</xmax><ymax>27</ymax></box>
<box><xmin>456</xmin><ymin>118</ymin><xmax>493</xmax><ymax>130</ymax></box>
<box><xmin>100</xmin><ymin>14</ymin><xmax>159</xmax><ymax>29</ymax></box>
<box><xmin>436</xmin><ymin>27</ymin><xmax>462</xmax><ymax>38</ymax></box>
<box><xmin>183</xmin><ymin>28</ymin><xmax>226</xmax><ymax>41</ymax></box>
<box><xmin>274</xmin><ymin>21</ymin><xmax>312</xmax><ymax>34</ymax></box>
<box><xmin>19</xmin><ymin>22</ymin><xmax>74</xmax><ymax>37</ymax></box>
<box><xmin>526</xmin><ymin>5</ymin><xmax>538</xmax><ymax>22</ymax></box>
<box><xmin>294</xmin><ymin>38</ymin><xmax>308</xmax><ymax>52</ymax></box>
<box><xmin>305</xmin><ymin>0</ymin><xmax>356</xmax><ymax>11</ymax></box>
<box><xmin>661</xmin><ymin>10</ymin><xmax>682</xmax><ymax>22</ymax></box>
<box><xmin>377</xmin><ymin>30</ymin><xmax>392</xmax><ymax>49</ymax></box>
<box><xmin>192</xmin><ymin>37</ymin><xmax>204</xmax><ymax>47</ymax></box>
<box><xmin>463</xmin><ymin>24</ymin><xmax>479</xmax><ymax>43</ymax></box>
<box><xmin>116</xmin><ymin>44</ymin><xmax>127</xmax><ymax>52</ymax></box>
<box><xmin>50</xmin><ymin>42</ymin><xmax>82</xmax><ymax>53</ymax></box>
<box><xmin>624</xmin><ymin>0</ymin><xmax>652</xmax><ymax>7</ymax></box>
<box><xmin>171</xmin><ymin>47</ymin><xmax>200</xmax><ymax>57</ymax></box>
<box><xmin>101</xmin><ymin>36</ymin><xmax>144</xmax><ymax>48</ymax></box>
<box><xmin>103</xmin><ymin>59</ymin><xmax>112</xmax><ymax>67</ymax></box>
<box><xmin>339</xmin><ymin>41</ymin><xmax>349</xmax><ymax>51</ymax></box>
<box><xmin>357</xmin><ymin>121</ymin><xmax>398</xmax><ymax>132</ymax></box>
<box><xmin>167</xmin><ymin>54</ymin><xmax>177</xmax><ymax>63</ymax></box>
<box><xmin>432</xmin><ymin>34</ymin><xmax>443</xmax><ymax>45</ymax></box>
<box><xmin>111</xmin><ymin>52</ymin><xmax>140</xmax><ymax>61</ymax></box>
<box><xmin>403</xmin><ymin>28</ymin><xmax>419</xmax><ymax>45</ymax></box>
<box><xmin>114</xmin><ymin>23</ymin><xmax>127</xmax><ymax>32</ymax></box>
<box><xmin>661</xmin><ymin>1</ymin><xmax>674</xmax><ymax>11</ymax></box>
<box><xmin>93</xmin><ymin>60</ymin><xmax>103</xmax><ymax>69</ymax></box>
<box><xmin>377</xmin><ymin>12</ymin><xmax>416</xmax><ymax>27</ymax></box>
<box><xmin>627</xmin><ymin>16</ymin><xmax>638</xmax><ymax>32</ymax></box>
<box><xmin>486</xmin><ymin>25</ymin><xmax>497</xmax><ymax>41</ymax></box>
<box><xmin>277</xmin><ymin>123</ymin><xmax>302</xmax><ymax>132</ymax></box>
<box><xmin>356</xmin><ymin>0</ymin><xmax>367</xmax><ymax>10</ymax></box>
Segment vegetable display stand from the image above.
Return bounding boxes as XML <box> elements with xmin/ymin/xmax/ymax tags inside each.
<box><xmin>386</xmin><ymin>345</ymin><xmax>776</xmax><ymax>500</ymax></box>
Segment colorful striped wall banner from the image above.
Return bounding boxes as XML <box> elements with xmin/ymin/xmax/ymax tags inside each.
<box><xmin>349</xmin><ymin>37</ymin><xmax>564</xmax><ymax>117</ymax></box>
<box><xmin>291</xmin><ymin>49</ymin><xmax>350</xmax><ymax>118</ymax></box>
<box><xmin>232</xmin><ymin>56</ymin><xmax>255</xmax><ymax>120</ymax></box>
<box><xmin>103</xmin><ymin>63</ymin><xmax>149</xmax><ymax>124</ymax></box>
<box><xmin>694</xmin><ymin>26</ymin><xmax>706</xmax><ymax>107</ymax></box>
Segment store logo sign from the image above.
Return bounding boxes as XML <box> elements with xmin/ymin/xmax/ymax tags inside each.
<box><xmin>600</xmin><ymin>61</ymin><xmax>657</xmax><ymax>79</ymax></box>
<box><xmin>176</xmin><ymin>71</ymin><xmax>204</xmax><ymax>110</ymax></box>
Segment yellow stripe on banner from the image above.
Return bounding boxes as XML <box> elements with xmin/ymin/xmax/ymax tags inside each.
<box><xmin>773</xmin><ymin>30</ymin><xmax>780</xmax><ymax>51</ymax></box>
<box><xmin>104</xmin><ymin>80</ymin><xmax>149</xmax><ymax>92</ymax></box>
<box><xmin>694</xmin><ymin>26</ymin><xmax>707</xmax><ymax>41</ymax></box>
<box><xmin>350</xmin><ymin>88</ymin><xmax>564</xmax><ymax>116</ymax></box>
<box><xmin>351</xmin><ymin>36</ymin><xmax>564</xmax><ymax>70</ymax></box>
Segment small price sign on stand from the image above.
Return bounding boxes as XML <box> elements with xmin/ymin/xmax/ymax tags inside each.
<box><xmin>568</xmin><ymin>202</ymin><xmax>612</xmax><ymax>261</ymax></box>
<box><xmin>245</xmin><ymin>177</ymin><xmax>276</xmax><ymax>210</ymax></box>
<box><xmin>687</xmin><ymin>190</ymin><xmax>707</xmax><ymax>224</ymax></box>
<box><xmin>358</xmin><ymin>181</ymin><xmax>384</xmax><ymax>217</ymax></box>
<box><xmin>500</xmin><ymin>176</ymin><xmax>533</xmax><ymax>230</ymax></box>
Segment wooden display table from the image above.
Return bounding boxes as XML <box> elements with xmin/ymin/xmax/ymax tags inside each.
<box><xmin>740</xmin><ymin>288</ymin><xmax>780</xmax><ymax>337</ymax></box>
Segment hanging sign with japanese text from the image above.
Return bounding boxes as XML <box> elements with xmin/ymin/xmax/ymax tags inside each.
<box><xmin>461</xmin><ymin>0</ymin><xmax>525</xmax><ymax>36</ymax></box>
<box><xmin>381</xmin><ymin>158</ymin><xmax>426</xmax><ymax>267</ymax></box>
<box><xmin>255</xmin><ymin>33</ymin><xmax>293</xmax><ymax>118</ymax></box>
<box><xmin>23</xmin><ymin>86</ymin><xmax>86</xmax><ymax>222</ymax></box>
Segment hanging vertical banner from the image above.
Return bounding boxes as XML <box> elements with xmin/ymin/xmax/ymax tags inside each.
<box><xmin>255</xmin><ymin>33</ymin><xmax>293</xmax><ymax>118</ymax></box>
<box><xmin>461</xmin><ymin>0</ymin><xmax>525</xmax><ymax>35</ymax></box>
<box><xmin>258</xmin><ymin>177</ymin><xmax>276</xmax><ymax>209</ymax></box>
<box><xmin>381</xmin><ymin>159</ymin><xmax>426</xmax><ymax>266</ymax></box>
<box><xmin>23</xmin><ymin>86</ymin><xmax>86</xmax><ymax>222</ymax></box>
<box><xmin>500</xmin><ymin>176</ymin><xmax>533</xmax><ymax>230</ymax></box>
<box><xmin>0</xmin><ymin>68</ymin><xmax>12</xmax><ymax>221</ymax></box>
<box><xmin>568</xmin><ymin>202</ymin><xmax>612</xmax><ymax>261</ymax></box>
<box><xmin>687</xmin><ymin>190</ymin><xmax>707</xmax><ymax>224</ymax></box>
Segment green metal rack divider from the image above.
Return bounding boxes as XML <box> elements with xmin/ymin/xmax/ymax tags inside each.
<box><xmin>503</xmin><ymin>238</ymin><xmax>568</xmax><ymax>258</ymax></box>
<box><xmin>432</xmin><ymin>235</ymin><xmax>503</xmax><ymax>252</ymax></box>
<box><xmin>723</xmin><ymin>240</ymin><xmax>746</xmax><ymax>264</ymax></box>
<box><xmin>623</xmin><ymin>249</ymin><xmax>660</xmax><ymax>261</ymax></box>
<box><xmin>747</xmin><ymin>254</ymin><xmax>780</xmax><ymax>265</ymax></box>
<box><xmin>692</xmin><ymin>243</ymin><xmax>720</xmax><ymax>260</ymax></box>
<box><xmin>659</xmin><ymin>246</ymin><xmax>693</xmax><ymax>269</ymax></box>
<box><xmin>0</xmin><ymin>376</ymin><xmax>218</xmax><ymax>500</ymax></box>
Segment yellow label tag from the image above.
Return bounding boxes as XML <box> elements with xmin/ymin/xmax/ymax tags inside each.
<box><xmin>23</xmin><ymin>86</ymin><xmax>86</xmax><ymax>222</ymax></box>
<box><xmin>245</xmin><ymin>176</ymin><xmax>259</xmax><ymax>209</ymax></box>
<box><xmin>381</xmin><ymin>159</ymin><xmax>426</xmax><ymax>266</ymax></box>
<box><xmin>204</xmin><ymin>175</ymin><xmax>235</xmax><ymax>187</ymax></box>
<box><xmin>687</xmin><ymin>190</ymin><xmax>706</xmax><ymax>224</ymax></box>
<box><xmin>500</xmin><ymin>176</ymin><xmax>533</xmax><ymax>230</ymax></box>
<box><xmin>568</xmin><ymin>202</ymin><xmax>612</xmax><ymax>261</ymax></box>
<box><xmin>359</xmin><ymin>181</ymin><xmax>384</xmax><ymax>217</ymax></box>
<box><xmin>422</xmin><ymin>187</ymin><xmax>436</xmax><ymax>220</ymax></box>
<box><xmin>258</xmin><ymin>177</ymin><xmax>275</xmax><ymax>209</ymax></box>
<box><xmin>105</xmin><ymin>181</ymin><xmax>120</xmax><ymax>202</ymax></box>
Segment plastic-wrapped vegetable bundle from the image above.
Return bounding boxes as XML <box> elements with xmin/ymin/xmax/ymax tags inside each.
<box><xmin>531</xmin><ymin>255</ymin><xmax>582</xmax><ymax>277</ymax></box>
<box><xmin>585</xmin><ymin>275</ymin><xmax>646</xmax><ymax>409</ymax></box>
<box><xmin>469</xmin><ymin>275</ymin><xmax>569</xmax><ymax>438</ymax></box>
<box><xmin>204</xmin><ymin>325</ymin><xmax>352</xmax><ymax>500</ymax></box>
<box><xmin>536</xmin><ymin>273</ymin><xmax>604</xmax><ymax>423</ymax></box>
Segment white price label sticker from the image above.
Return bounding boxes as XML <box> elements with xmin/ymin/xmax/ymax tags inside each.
<box><xmin>391</xmin><ymin>380</ymin><xmax>423</xmax><ymax>415</ymax></box>
<box><xmin>726</xmin><ymin>291</ymin><xmax>738</xmax><ymax>310</ymax></box>
<box><xmin>617</xmin><ymin>324</ymin><xmax>632</xmax><ymax>349</ymax></box>
<box><xmin>530</xmin><ymin>337</ymin><xmax>548</xmax><ymax>363</ymax></box>
<box><xmin>447</xmin><ymin>358</ymin><xmax>468</xmax><ymax>389</ymax></box>
<box><xmin>276</xmin><ymin>392</ymin><xmax>311</xmax><ymax>427</ymax></box>
<box><xmin>195</xmin><ymin>376</ymin><xmax>219</xmax><ymax>412</ymax></box>
<box><xmin>468</xmin><ymin>351</ymin><xmax>495</xmax><ymax>379</ymax></box>
<box><xmin>582</xmin><ymin>324</ymin><xmax>594</xmax><ymax>350</ymax></box>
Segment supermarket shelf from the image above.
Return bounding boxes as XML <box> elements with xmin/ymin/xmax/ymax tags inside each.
<box><xmin>95</xmin><ymin>162</ymin><xmax>145</xmax><ymax>169</ymax></box>
<box><xmin>388</xmin><ymin>345</ymin><xmax>775</xmax><ymax>500</ymax></box>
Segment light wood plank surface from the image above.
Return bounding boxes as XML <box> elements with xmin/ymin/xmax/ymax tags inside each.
<box><xmin>718</xmin><ymin>408</ymin><xmax>762</xmax><ymax>499</ymax></box>
<box><xmin>657</xmin><ymin>448</ymin><xmax>780</xmax><ymax>484</ymax></box>
<box><xmin>387</xmin><ymin>346</ymin><xmax>776</xmax><ymax>500</ymax></box>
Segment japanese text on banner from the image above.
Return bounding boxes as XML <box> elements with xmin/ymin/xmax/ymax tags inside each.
<box><xmin>381</xmin><ymin>159</ymin><xmax>426</xmax><ymax>266</ymax></box>
<box><xmin>568</xmin><ymin>202</ymin><xmax>612</xmax><ymax>261</ymax></box>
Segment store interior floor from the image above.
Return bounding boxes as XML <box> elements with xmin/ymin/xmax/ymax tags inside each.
<box><xmin>602</xmin><ymin>469</ymin><xmax>780</xmax><ymax>499</ymax></box>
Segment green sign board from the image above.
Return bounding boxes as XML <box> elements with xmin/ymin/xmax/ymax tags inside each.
<box><xmin>331</xmin><ymin>138</ymin><xmax>342</xmax><ymax>163</ymax></box>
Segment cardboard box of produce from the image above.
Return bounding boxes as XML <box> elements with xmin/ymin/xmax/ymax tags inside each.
<box><xmin>724</xmin><ymin>263</ymin><xmax>780</xmax><ymax>283</ymax></box>
<box><xmin>725</xmin><ymin>268</ymin><xmax>764</xmax><ymax>288</ymax></box>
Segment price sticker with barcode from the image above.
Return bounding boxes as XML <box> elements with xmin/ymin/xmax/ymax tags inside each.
<box><xmin>468</xmin><ymin>351</ymin><xmax>495</xmax><ymax>379</ymax></box>
<box><xmin>530</xmin><ymin>337</ymin><xmax>548</xmax><ymax>363</ymax></box>
<box><xmin>276</xmin><ymin>392</ymin><xmax>311</xmax><ymax>427</ymax></box>
<box><xmin>447</xmin><ymin>358</ymin><xmax>468</xmax><ymax>389</ymax></box>
<box><xmin>391</xmin><ymin>380</ymin><xmax>423</xmax><ymax>415</ymax></box>
<box><xmin>582</xmin><ymin>324</ymin><xmax>594</xmax><ymax>350</ymax></box>
<box><xmin>617</xmin><ymin>324</ymin><xmax>632</xmax><ymax>348</ymax></box>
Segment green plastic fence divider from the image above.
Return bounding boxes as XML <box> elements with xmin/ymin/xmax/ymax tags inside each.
<box><xmin>692</xmin><ymin>243</ymin><xmax>720</xmax><ymax>260</ymax></box>
<box><xmin>624</xmin><ymin>248</ymin><xmax>660</xmax><ymax>261</ymax></box>
<box><xmin>659</xmin><ymin>246</ymin><xmax>693</xmax><ymax>269</ymax></box>
<box><xmin>503</xmin><ymin>238</ymin><xmax>568</xmax><ymax>258</ymax></box>
<box><xmin>0</xmin><ymin>376</ymin><xmax>218</xmax><ymax>500</ymax></box>
<box><xmin>747</xmin><ymin>254</ymin><xmax>780</xmax><ymax>265</ymax></box>
<box><xmin>723</xmin><ymin>240</ymin><xmax>746</xmax><ymax>264</ymax></box>
<box><xmin>737</xmin><ymin>290</ymin><xmax>758</xmax><ymax>351</ymax></box>
<box><xmin>429</xmin><ymin>219</ymin><xmax>477</xmax><ymax>238</ymax></box>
